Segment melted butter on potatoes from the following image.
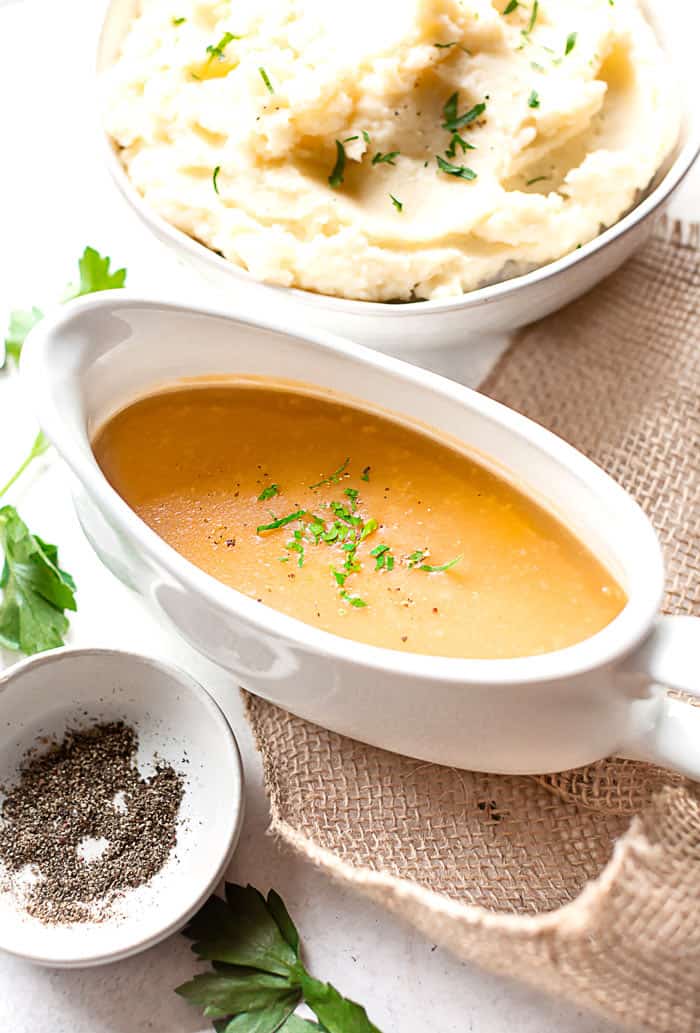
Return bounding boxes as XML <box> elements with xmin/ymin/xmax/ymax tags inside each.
<box><xmin>103</xmin><ymin>0</ymin><xmax>679</xmax><ymax>301</ymax></box>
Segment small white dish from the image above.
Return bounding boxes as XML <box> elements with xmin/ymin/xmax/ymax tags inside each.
<box><xmin>21</xmin><ymin>295</ymin><xmax>700</xmax><ymax>780</ymax></box>
<box><xmin>0</xmin><ymin>647</ymin><xmax>244</xmax><ymax>968</ymax></box>
<box><xmin>96</xmin><ymin>0</ymin><xmax>700</xmax><ymax>351</ymax></box>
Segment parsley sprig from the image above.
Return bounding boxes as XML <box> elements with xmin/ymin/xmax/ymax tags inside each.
<box><xmin>177</xmin><ymin>883</ymin><xmax>383</xmax><ymax>1032</ymax></box>
<box><xmin>2</xmin><ymin>246</ymin><xmax>126</xmax><ymax>369</ymax></box>
<box><xmin>0</xmin><ymin>432</ymin><xmax>77</xmax><ymax>656</ymax></box>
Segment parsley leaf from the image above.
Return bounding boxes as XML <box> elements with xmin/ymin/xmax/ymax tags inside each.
<box><xmin>441</xmin><ymin>96</ymin><xmax>486</xmax><ymax>132</ymax></box>
<box><xmin>259</xmin><ymin>67</ymin><xmax>274</xmax><ymax>93</ymax></box>
<box><xmin>565</xmin><ymin>31</ymin><xmax>577</xmax><ymax>55</ymax></box>
<box><xmin>420</xmin><ymin>553</ymin><xmax>463</xmax><ymax>573</ymax></box>
<box><xmin>258</xmin><ymin>484</ymin><xmax>280</xmax><ymax>501</ymax></box>
<box><xmin>523</xmin><ymin>0</ymin><xmax>539</xmax><ymax>36</ymax></box>
<box><xmin>436</xmin><ymin>155</ymin><xmax>477</xmax><ymax>180</ymax></box>
<box><xmin>389</xmin><ymin>194</ymin><xmax>403</xmax><ymax>212</ymax></box>
<box><xmin>310</xmin><ymin>458</ymin><xmax>349</xmax><ymax>488</ymax></box>
<box><xmin>213</xmin><ymin>166</ymin><xmax>221</xmax><ymax>194</ymax></box>
<box><xmin>178</xmin><ymin>884</ymin><xmax>382</xmax><ymax>1032</ymax></box>
<box><xmin>328</xmin><ymin>140</ymin><xmax>346</xmax><ymax>188</ymax></box>
<box><xmin>528</xmin><ymin>89</ymin><xmax>540</xmax><ymax>108</ymax></box>
<box><xmin>2</xmin><ymin>307</ymin><xmax>43</xmax><ymax>368</ymax></box>
<box><xmin>65</xmin><ymin>246</ymin><xmax>127</xmax><ymax>300</ymax></box>
<box><xmin>0</xmin><ymin>505</ymin><xmax>77</xmax><ymax>655</ymax></box>
<box><xmin>371</xmin><ymin>151</ymin><xmax>399</xmax><ymax>166</ymax></box>
<box><xmin>206</xmin><ymin>32</ymin><xmax>240</xmax><ymax>61</ymax></box>
<box><xmin>4</xmin><ymin>247</ymin><xmax>126</xmax><ymax>367</ymax></box>
<box><xmin>172</xmin><ymin>16</ymin><xmax>186</xmax><ymax>25</ymax></box>
<box><xmin>257</xmin><ymin>510</ymin><xmax>307</xmax><ymax>534</ymax></box>
<box><xmin>503</xmin><ymin>0</ymin><xmax>519</xmax><ymax>12</ymax></box>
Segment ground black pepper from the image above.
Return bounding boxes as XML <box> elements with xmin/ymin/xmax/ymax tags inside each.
<box><xmin>0</xmin><ymin>721</ymin><xmax>184</xmax><ymax>924</ymax></box>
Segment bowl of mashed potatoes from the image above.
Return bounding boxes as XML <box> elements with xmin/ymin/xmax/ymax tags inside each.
<box><xmin>99</xmin><ymin>0</ymin><xmax>698</xmax><ymax>349</ymax></box>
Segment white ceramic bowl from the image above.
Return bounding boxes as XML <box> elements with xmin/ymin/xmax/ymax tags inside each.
<box><xmin>96</xmin><ymin>1</ymin><xmax>700</xmax><ymax>351</ymax></box>
<box><xmin>21</xmin><ymin>295</ymin><xmax>700</xmax><ymax>779</ymax></box>
<box><xmin>0</xmin><ymin>648</ymin><xmax>244</xmax><ymax>967</ymax></box>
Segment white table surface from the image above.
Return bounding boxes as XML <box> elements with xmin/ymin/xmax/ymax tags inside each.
<box><xmin>0</xmin><ymin>2</ymin><xmax>698</xmax><ymax>1030</ymax></box>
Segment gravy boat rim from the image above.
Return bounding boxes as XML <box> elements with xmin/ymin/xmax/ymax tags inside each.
<box><xmin>21</xmin><ymin>293</ymin><xmax>664</xmax><ymax>686</ymax></box>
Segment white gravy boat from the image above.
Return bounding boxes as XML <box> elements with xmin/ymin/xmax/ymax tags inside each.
<box><xmin>21</xmin><ymin>296</ymin><xmax>700</xmax><ymax>777</ymax></box>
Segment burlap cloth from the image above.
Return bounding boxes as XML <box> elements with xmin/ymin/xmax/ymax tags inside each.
<box><xmin>244</xmin><ymin>217</ymin><xmax>700</xmax><ymax>1033</ymax></box>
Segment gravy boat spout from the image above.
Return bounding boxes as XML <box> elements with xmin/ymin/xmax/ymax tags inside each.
<box><xmin>20</xmin><ymin>295</ymin><xmax>700</xmax><ymax>776</ymax></box>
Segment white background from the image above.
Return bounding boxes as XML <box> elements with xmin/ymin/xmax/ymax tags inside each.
<box><xmin>0</xmin><ymin>2</ymin><xmax>698</xmax><ymax>1030</ymax></box>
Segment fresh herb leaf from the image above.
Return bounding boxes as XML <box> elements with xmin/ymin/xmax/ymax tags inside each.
<box><xmin>371</xmin><ymin>151</ymin><xmax>399</xmax><ymax>166</ymax></box>
<box><xmin>361</xmin><ymin>466</ymin><xmax>370</xmax><ymax>482</ymax></box>
<box><xmin>436</xmin><ymin>156</ymin><xmax>477</xmax><ymax>181</ymax></box>
<box><xmin>328</xmin><ymin>141</ymin><xmax>346</xmax><ymax>188</ymax></box>
<box><xmin>526</xmin><ymin>175</ymin><xmax>549</xmax><ymax>185</ymax></box>
<box><xmin>434</xmin><ymin>41</ymin><xmax>458</xmax><ymax>47</ymax></box>
<box><xmin>259</xmin><ymin>67</ymin><xmax>274</xmax><ymax>93</ymax></box>
<box><xmin>407</xmin><ymin>549</ymin><xmax>426</xmax><ymax>567</ymax></box>
<box><xmin>340</xmin><ymin>591</ymin><xmax>367</xmax><ymax>608</ymax></box>
<box><xmin>503</xmin><ymin>0</ymin><xmax>519</xmax><ymax>12</ymax></box>
<box><xmin>0</xmin><ymin>431</ymin><xmax>49</xmax><ymax>499</ymax></box>
<box><xmin>213</xmin><ymin>165</ymin><xmax>221</xmax><ymax>194</ymax></box>
<box><xmin>172</xmin><ymin>16</ymin><xmax>186</xmax><ymax>25</ymax></box>
<box><xmin>420</xmin><ymin>554</ymin><xmax>463</xmax><ymax>573</ymax></box>
<box><xmin>344</xmin><ymin>135</ymin><xmax>359</xmax><ymax>142</ymax></box>
<box><xmin>525</xmin><ymin>0</ymin><xmax>539</xmax><ymax>34</ymax></box>
<box><xmin>445</xmin><ymin>132</ymin><xmax>475</xmax><ymax>159</ymax></box>
<box><xmin>183</xmin><ymin>886</ymin><xmax>298</xmax><ymax>975</ymax></box>
<box><xmin>257</xmin><ymin>510</ymin><xmax>306</xmax><ymax>533</ymax></box>
<box><xmin>206</xmin><ymin>32</ymin><xmax>239</xmax><ymax>61</ymax></box>
<box><xmin>389</xmin><ymin>194</ymin><xmax>403</xmax><ymax>212</ymax></box>
<box><xmin>177</xmin><ymin>969</ymin><xmax>297</xmax><ymax>1019</ymax></box>
<box><xmin>298</xmin><ymin>972</ymin><xmax>381</xmax><ymax>1033</ymax></box>
<box><xmin>362</xmin><ymin>130</ymin><xmax>371</xmax><ymax>144</ymax></box>
<box><xmin>258</xmin><ymin>484</ymin><xmax>280</xmax><ymax>501</ymax></box>
<box><xmin>0</xmin><ymin>506</ymin><xmax>77</xmax><ymax>655</ymax></box>
<box><xmin>441</xmin><ymin>97</ymin><xmax>486</xmax><ymax>132</ymax></box>
<box><xmin>528</xmin><ymin>89</ymin><xmax>540</xmax><ymax>108</ymax></box>
<box><xmin>178</xmin><ymin>884</ymin><xmax>383</xmax><ymax>1032</ymax></box>
<box><xmin>310</xmin><ymin>458</ymin><xmax>349</xmax><ymax>489</ymax></box>
<box><xmin>359</xmin><ymin>518</ymin><xmax>378</xmax><ymax>541</ymax></box>
<box><xmin>3</xmin><ymin>307</ymin><xmax>43</xmax><ymax>368</ymax></box>
<box><xmin>65</xmin><ymin>246</ymin><xmax>127</xmax><ymax>301</ymax></box>
<box><xmin>564</xmin><ymin>31</ymin><xmax>577</xmax><ymax>55</ymax></box>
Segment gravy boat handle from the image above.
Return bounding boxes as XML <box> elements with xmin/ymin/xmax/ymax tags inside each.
<box><xmin>616</xmin><ymin>616</ymin><xmax>700</xmax><ymax>780</ymax></box>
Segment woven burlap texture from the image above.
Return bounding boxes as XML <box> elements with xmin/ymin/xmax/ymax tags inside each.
<box><xmin>244</xmin><ymin>217</ymin><xmax>700</xmax><ymax>1033</ymax></box>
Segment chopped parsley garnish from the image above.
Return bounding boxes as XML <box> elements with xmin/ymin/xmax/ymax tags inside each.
<box><xmin>445</xmin><ymin>132</ymin><xmax>475</xmax><ymax>159</ymax></box>
<box><xmin>526</xmin><ymin>175</ymin><xmax>549</xmax><ymax>185</ymax></box>
<box><xmin>359</xmin><ymin>518</ymin><xmax>378</xmax><ymax>541</ymax></box>
<box><xmin>372</xmin><ymin>151</ymin><xmax>400</xmax><ymax>166</ymax></box>
<box><xmin>172</xmin><ymin>16</ymin><xmax>186</xmax><ymax>25</ymax></box>
<box><xmin>328</xmin><ymin>140</ymin><xmax>346</xmax><ymax>188</ymax></box>
<box><xmin>419</xmin><ymin>554</ymin><xmax>463</xmax><ymax>573</ymax></box>
<box><xmin>441</xmin><ymin>95</ymin><xmax>486</xmax><ymax>132</ymax></box>
<box><xmin>258</xmin><ymin>483</ymin><xmax>280</xmax><ymax>501</ymax></box>
<box><xmin>523</xmin><ymin>0</ymin><xmax>539</xmax><ymax>36</ymax></box>
<box><xmin>206</xmin><ymin>31</ymin><xmax>239</xmax><ymax>61</ymax></box>
<box><xmin>310</xmin><ymin>457</ymin><xmax>349</xmax><ymax>488</ymax></box>
<box><xmin>528</xmin><ymin>89</ymin><xmax>540</xmax><ymax>108</ymax></box>
<box><xmin>361</xmin><ymin>466</ymin><xmax>371</xmax><ymax>481</ymax></box>
<box><xmin>407</xmin><ymin>550</ymin><xmax>426</xmax><ymax>567</ymax></box>
<box><xmin>390</xmin><ymin>194</ymin><xmax>403</xmax><ymax>212</ymax></box>
<box><xmin>564</xmin><ymin>31</ymin><xmax>577</xmax><ymax>55</ymax></box>
<box><xmin>257</xmin><ymin>510</ymin><xmax>307</xmax><ymax>533</ymax></box>
<box><xmin>503</xmin><ymin>0</ymin><xmax>519</xmax><ymax>13</ymax></box>
<box><xmin>259</xmin><ymin>66</ymin><xmax>274</xmax><ymax>92</ymax></box>
<box><xmin>434</xmin><ymin>41</ymin><xmax>458</xmax><ymax>48</ymax></box>
<box><xmin>344</xmin><ymin>135</ymin><xmax>359</xmax><ymax>142</ymax></box>
<box><xmin>436</xmin><ymin>155</ymin><xmax>477</xmax><ymax>181</ymax></box>
<box><xmin>362</xmin><ymin>130</ymin><xmax>371</xmax><ymax>144</ymax></box>
<box><xmin>212</xmin><ymin>165</ymin><xmax>221</xmax><ymax>194</ymax></box>
<box><xmin>340</xmin><ymin>591</ymin><xmax>367</xmax><ymax>608</ymax></box>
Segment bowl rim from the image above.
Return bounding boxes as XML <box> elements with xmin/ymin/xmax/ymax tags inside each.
<box><xmin>0</xmin><ymin>646</ymin><xmax>245</xmax><ymax>968</ymax></box>
<box><xmin>97</xmin><ymin>4</ymin><xmax>700</xmax><ymax>320</ymax></box>
<box><xmin>22</xmin><ymin>293</ymin><xmax>665</xmax><ymax>689</ymax></box>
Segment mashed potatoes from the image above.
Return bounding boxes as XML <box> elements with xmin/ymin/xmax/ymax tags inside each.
<box><xmin>103</xmin><ymin>0</ymin><xmax>679</xmax><ymax>301</ymax></box>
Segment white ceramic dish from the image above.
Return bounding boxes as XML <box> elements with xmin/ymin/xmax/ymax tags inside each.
<box><xmin>0</xmin><ymin>647</ymin><xmax>244</xmax><ymax>967</ymax></box>
<box><xmin>21</xmin><ymin>295</ymin><xmax>700</xmax><ymax>778</ymax></box>
<box><xmin>96</xmin><ymin>1</ymin><xmax>700</xmax><ymax>351</ymax></box>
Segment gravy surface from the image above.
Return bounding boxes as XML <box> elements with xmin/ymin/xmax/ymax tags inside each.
<box><xmin>93</xmin><ymin>384</ymin><xmax>626</xmax><ymax>659</ymax></box>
